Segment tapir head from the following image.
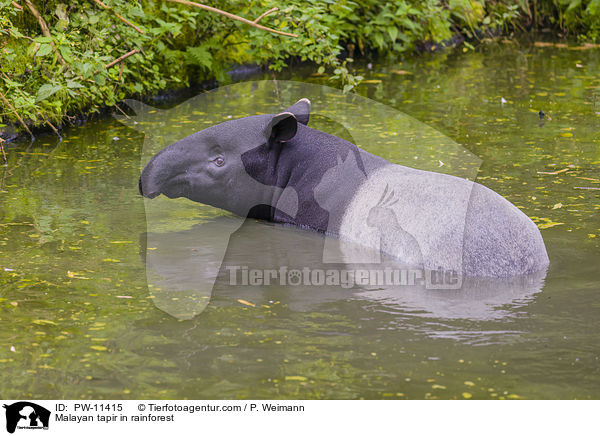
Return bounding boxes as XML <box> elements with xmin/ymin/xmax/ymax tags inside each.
<box><xmin>139</xmin><ymin>98</ymin><xmax>310</xmax><ymax>216</ymax></box>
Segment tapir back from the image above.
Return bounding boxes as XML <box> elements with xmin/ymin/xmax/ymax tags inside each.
<box><xmin>332</xmin><ymin>161</ymin><xmax>549</xmax><ymax>277</ymax></box>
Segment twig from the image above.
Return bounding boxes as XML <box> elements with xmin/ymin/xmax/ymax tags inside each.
<box><xmin>0</xmin><ymin>139</ymin><xmax>7</xmax><ymax>166</ymax></box>
<box><xmin>118</xmin><ymin>62</ymin><xmax>124</xmax><ymax>82</ymax></box>
<box><xmin>11</xmin><ymin>1</ymin><xmax>23</xmax><ymax>10</ymax></box>
<box><xmin>90</xmin><ymin>0</ymin><xmax>145</xmax><ymax>34</ymax></box>
<box><xmin>114</xmin><ymin>103</ymin><xmax>130</xmax><ymax>119</ymax></box>
<box><xmin>253</xmin><ymin>7</ymin><xmax>278</xmax><ymax>23</ymax></box>
<box><xmin>167</xmin><ymin>0</ymin><xmax>298</xmax><ymax>37</ymax></box>
<box><xmin>0</xmin><ymin>90</ymin><xmax>34</xmax><ymax>139</ymax></box>
<box><xmin>104</xmin><ymin>48</ymin><xmax>139</xmax><ymax>69</ymax></box>
<box><xmin>113</xmin><ymin>62</ymin><xmax>125</xmax><ymax>93</ymax></box>
<box><xmin>537</xmin><ymin>168</ymin><xmax>570</xmax><ymax>175</ymax></box>
<box><xmin>23</xmin><ymin>0</ymin><xmax>66</xmax><ymax>65</ymax></box>
<box><xmin>37</xmin><ymin>112</ymin><xmax>61</xmax><ymax>137</ymax></box>
<box><xmin>574</xmin><ymin>186</ymin><xmax>600</xmax><ymax>190</ymax></box>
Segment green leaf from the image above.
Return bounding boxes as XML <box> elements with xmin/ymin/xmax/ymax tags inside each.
<box><xmin>34</xmin><ymin>36</ymin><xmax>53</xmax><ymax>44</ymax></box>
<box><xmin>36</xmin><ymin>44</ymin><xmax>53</xmax><ymax>57</ymax></box>
<box><xmin>185</xmin><ymin>46</ymin><xmax>213</xmax><ymax>70</ymax></box>
<box><xmin>80</xmin><ymin>62</ymin><xmax>94</xmax><ymax>79</ymax></box>
<box><xmin>93</xmin><ymin>74</ymin><xmax>106</xmax><ymax>86</ymax></box>
<box><xmin>59</xmin><ymin>45</ymin><xmax>73</xmax><ymax>63</ymax></box>
<box><xmin>27</xmin><ymin>43</ymin><xmax>39</xmax><ymax>57</ymax></box>
<box><xmin>36</xmin><ymin>84</ymin><xmax>62</xmax><ymax>102</ymax></box>
<box><xmin>66</xmin><ymin>80</ymin><xmax>84</xmax><ymax>89</ymax></box>
<box><xmin>9</xmin><ymin>27</ymin><xmax>25</xmax><ymax>39</ymax></box>
<box><xmin>387</xmin><ymin>26</ymin><xmax>399</xmax><ymax>42</ymax></box>
<box><xmin>55</xmin><ymin>3</ymin><xmax>69</xmax><ymax>21</ymax></box>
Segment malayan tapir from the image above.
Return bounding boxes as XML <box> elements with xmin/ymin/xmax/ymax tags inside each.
<box><xmin>139</xmin><ymin>98</ymin><xmax>549</xmax><ymax>278</ymax></box>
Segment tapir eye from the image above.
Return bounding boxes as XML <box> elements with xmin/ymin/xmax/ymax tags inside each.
<box><xmin>213</xmin><ymin>156</ymin><xmax>225</xmax><ymax>167</ymax></box>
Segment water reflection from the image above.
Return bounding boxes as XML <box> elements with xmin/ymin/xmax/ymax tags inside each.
<box><xmin>143</xmin><ymin>217</ymin><xmax>546</xmax><ymax>336</ymax></box>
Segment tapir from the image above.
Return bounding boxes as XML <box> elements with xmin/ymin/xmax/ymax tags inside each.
<box><xmin>139</xmin><ymin>98</ymin><xmax>549</xmax><ymax>278</ymax></box>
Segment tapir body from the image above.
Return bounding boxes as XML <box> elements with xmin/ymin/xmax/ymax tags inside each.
<box><xmin>139</xmin><ymin>99</ymin><xmax>549</xmax><ymax>278</ymax></box>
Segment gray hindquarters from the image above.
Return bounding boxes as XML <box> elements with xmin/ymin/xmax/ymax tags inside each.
<box><xmin>461</xmin><ymin>182</ymin><xmax>549</xmax><ymax>277</ymax></box>
<box><xmin>338</xmin><ymin>165</ymin><xmax>549</xmax><ymax>278</ymax></box>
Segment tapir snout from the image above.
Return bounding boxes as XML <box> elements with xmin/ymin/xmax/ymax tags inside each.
<box><xmin>139</xmin><ymin>153</ymin><xmax>166</xmax><ymax>199</ymax></box>
<box><xmin>139</xmin><ymin>140</ymin><xmax>200</xmax><ymax>200</ymax></box>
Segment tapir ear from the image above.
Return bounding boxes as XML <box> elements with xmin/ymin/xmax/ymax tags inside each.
<box><xmin>266</xmin><ymin>112</ymin><xmax>298</xmax><ymax>143</ymax></box>
<box><xmin>284</xmin><ymin>98</ymin><xmax>311</xmax><ymax>125</ymax></box>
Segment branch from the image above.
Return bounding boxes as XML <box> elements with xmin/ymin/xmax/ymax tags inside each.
<box><xmin>167</xmin><ymin>0</ymin><xmax>298</xmax><ymax>38</ymax></box>
<box><xmin>90</xmin><ymin>0</ymin><xmax>145</xmax><ymax>34</ymax></box>
<box><xmin>253</xmin><ymin>7</ymin><xmax>278</xmax><ymax>24</ymax></box>
<box><xmin>11</xmin><ymin>1</ymin><xmax>23</xmax><ymax>10</ymax></box>
<box><xmin>37</xmin><ymin>111</ymin><xmax>60</xmax><ymax>137</ymax></box>
<box><xmin>114</xmin><ymin>103</ymin><xmax>130</xmax><ymax>119</ymax></box>
<box><xmin>104</xmin><ymin>48</ymin><xmax>139</xmax><ymax>69</ymax></box>
<box><xmin>0</xmin><ymin>90</ymin><xmax>34</xmax><ymax>139</ymax></box>
<box><xmin>0</xmin><ymin>139</ymin><xmax>6</xmax><ymax>166</ymax></box>
<box><xmin>23</xmin><ymin>0</ymin><xmax>66</xmax><ymax>65</ymax></box>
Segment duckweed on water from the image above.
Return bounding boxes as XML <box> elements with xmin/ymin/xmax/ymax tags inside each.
<box><xmin>0</xmin><ymin>42</ymin><xmax>599</xmax><ymax>399</ymax></box>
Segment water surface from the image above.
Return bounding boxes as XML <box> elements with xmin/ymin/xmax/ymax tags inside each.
<box><xmin>1</xmin><ymin>41</ymin><xmax>598</xmax><ymax>399</ymax></box>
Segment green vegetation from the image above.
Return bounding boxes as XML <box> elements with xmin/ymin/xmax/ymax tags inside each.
<box><xmin>0</xmin><ymin>0</ymin><xmax>599</xmax><ymax>136</ymax></box>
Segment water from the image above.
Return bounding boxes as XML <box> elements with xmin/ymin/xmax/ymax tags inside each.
<box><xmin>1</xmin><ymin>41</ymin><xmax>598</xmax><ymax>399</ymax></box>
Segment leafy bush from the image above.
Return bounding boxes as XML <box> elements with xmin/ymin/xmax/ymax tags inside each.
<box><xmin>0</xmin><ymin>0</ymin><xmax>592</xmax><ymax>135</ymax></box>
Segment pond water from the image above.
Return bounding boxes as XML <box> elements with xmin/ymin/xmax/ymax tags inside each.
<box><xmin>1</xmin><ymin>41</ymin><xmax>598</xmax><ymax>399</ymax></box>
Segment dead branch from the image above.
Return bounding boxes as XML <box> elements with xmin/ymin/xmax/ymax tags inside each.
<box><xmin>0</xmin><ymin>140</ymin><xmax>7</xmax><ymax>166</ymax></box>
<box><xmin>23</xmin><ymin>0</ymin><xmax>66</xmax><ymax>65</ymax></box>
<box><xmin>167</xmin><ymin>0</ymin><xmax>298</xmax><ymax>37</ymax></box>
<box><xmin>105</xmin><ymin>48</ymin><xmax>139</xmax><ymax>69</ymax></box>
<box><xmin>114</xmin><ymin>103</ymin><xmax>130</xmax><ymax>119</ymax></box>
<box><xmin>0</xmin><ymin>90</ymin><xmax>34</xmax><ymax>139</ymax></box>
<box><xmin>537</xmin><ymin>168</ymin><xmax>570</xmax><ymax>175</ymax></box>
<box><xmin>118</xmin><ymin>62</ymin><xmax>124</xmax><ymax>82</ymax></box>
<box><xmin>253</xmin><ymin>7</ymin><xmax>278</xmax><ymax>24</ymax></box>
<box><xmin>113</xmin><ymin>62</ymin><xmax>125</xmax><ymax>94</ymax></box>
<box><xmin>90</xmin><ymin>0</ymin><xmax>145</xmax><ymax>34</ymax></box>
<box><xmin>11</xmin><ymin>1</ymin><xmax>23</xmax><ymax>11</ymax></box>
<box><xmin>38</xmin><ymin>112</ymin><xmax>60</xmax><ymax>137</ymax></box>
